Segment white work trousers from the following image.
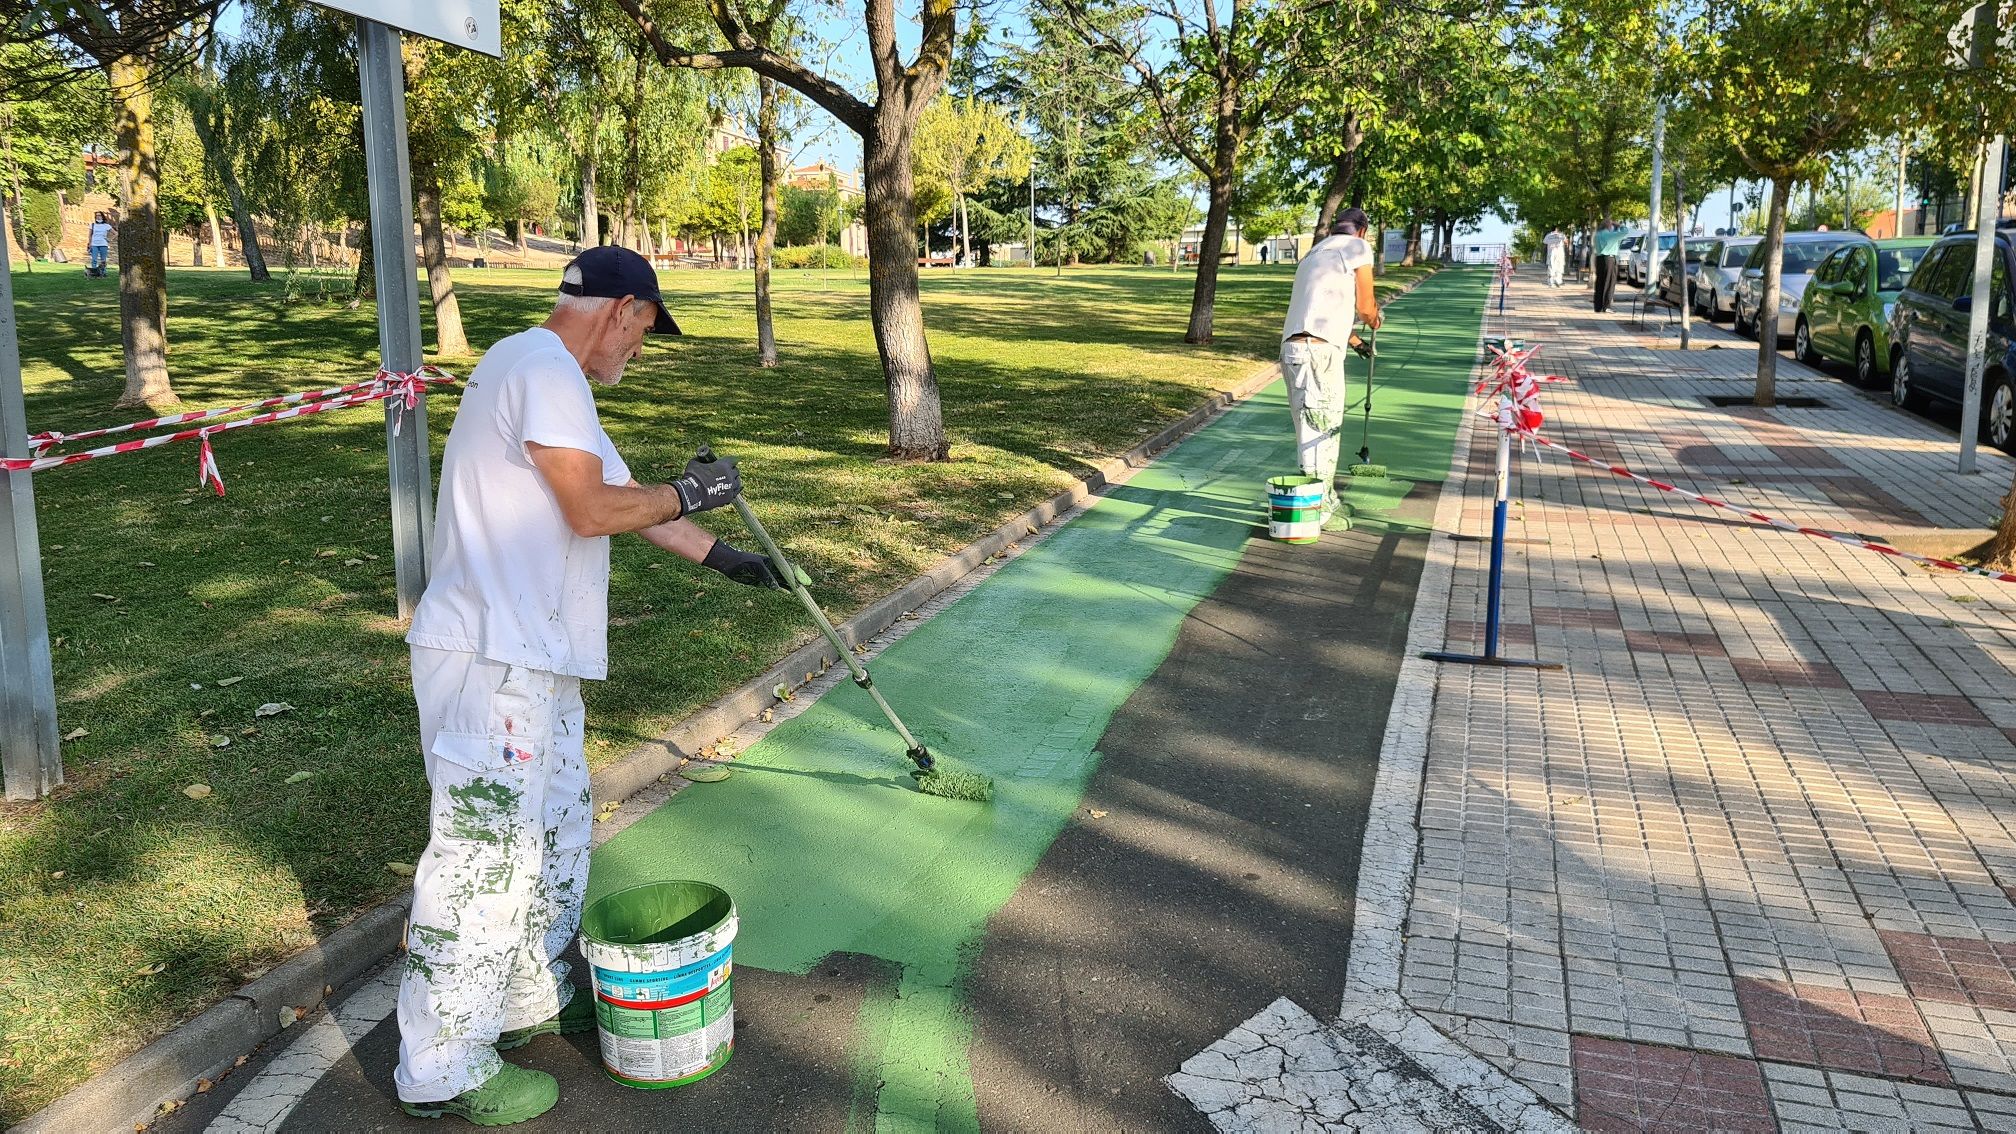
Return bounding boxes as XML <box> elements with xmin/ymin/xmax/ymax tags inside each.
<box><xmin>1547</xmin><ymin>247</ymin><xmax>1565</xmax><ymax>287</ymax></box>
<box><xmin>394</xmin><ymin>646</ymin><xmax>591</xmax><ymax>1103</ymax></box>
<box><xmin>1281</xmin><ymin>338</ymin><xmax>1350</xmax><ymax>503</ymax></box>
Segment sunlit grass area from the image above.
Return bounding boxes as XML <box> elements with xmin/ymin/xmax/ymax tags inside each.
<box><xmin>0</xmin><ymin>259</ymin><xmax>1434</xmax><ymax>1119</ymax></box>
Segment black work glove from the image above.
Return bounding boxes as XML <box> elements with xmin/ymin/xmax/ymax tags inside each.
<box><xmin>671</xmin><ymin>452</ymin><xmax>742</xmax><ymax>516</ymax></box>
<box><xmin>1349</xmin><ymin>335</ymin><xmax>1375</xmax><ymax>360</ymax></box>
<box><xmin>702</xmin><ymin>539</ymin><xmax>783</xmax><ymax>588</ymax></box>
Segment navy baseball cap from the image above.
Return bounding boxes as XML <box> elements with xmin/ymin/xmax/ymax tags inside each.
<box><xmin>559</xmin><ymin>245</ymin><xmax>681</xmax><ymax>335</ymax></box>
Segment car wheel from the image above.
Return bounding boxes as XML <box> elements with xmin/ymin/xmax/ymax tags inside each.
<box><xmin>1794</xmin><ymin>319</ymin><xmax>1813</xmax><ymax>364</ymax></box>
<box><xmin>1986</xmin><ymin>373</ymin><xmax>2016</xmax><ymax>454</ymax></box>
<box><xmin>1892</xmin><ymin>350</ymin><xmax>1926</xmax><ymax>411</ymax></box>
<box><xmin>1854</xmin><ymin>332</ymin><xmax>1879</xmax><ymax>388</ymax></box>
<box><xmin>1734</xmin><ymin>303</ymin><xmax>1754</xmax><ymax>338</ymax></box>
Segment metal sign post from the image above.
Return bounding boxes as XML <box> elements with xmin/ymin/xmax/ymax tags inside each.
<box><xmin>356</xmin><ymin>17</ymin><xmax>435</xmax><ymax>616</ymax></box>
<box><xmin>1</xmin><ymin>234</ymin><xmax>62</xmax><ymax>800</ymax></box>
<box><xmin>1956</xmin><ymin>0</ymin><xmax>2002</xmax><ymax>474</ymax></box>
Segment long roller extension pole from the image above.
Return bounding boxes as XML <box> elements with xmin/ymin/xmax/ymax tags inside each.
<box><xmin>728</xmin><ymin>495</ymin><xmax>931</xmax><ymax>762</ymax></box>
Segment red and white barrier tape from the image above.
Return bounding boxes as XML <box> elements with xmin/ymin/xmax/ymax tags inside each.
<box><xmin>1468</xmin><ymin>335</ymin><xmax>2013</xmax><ymax>584</ymax></box>
<box><xmin>1517</xmin><ymin>431</ymin><xmax>2016</xmax><ymax>585</ymax></box>
<box><xmin>3</xmin><ymin>367</ymin><xmax>456</xmax><ymax>496</ymax></box>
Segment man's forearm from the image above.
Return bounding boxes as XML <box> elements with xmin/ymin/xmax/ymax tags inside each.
<box><xmin>573</xmin><ymin>481</ymin><xmax>689</xmax><ymax>537</ymax></box>
<box><xmin>635</xmin><ymin>516</ymin><xmax>717</xmax><ymax>564</ymax></box>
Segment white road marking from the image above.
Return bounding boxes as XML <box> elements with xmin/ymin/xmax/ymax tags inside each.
<box><xmin>206</xmin><ymin>966</ymin><xmax>401</xmax><ymax>1133</ymax></box>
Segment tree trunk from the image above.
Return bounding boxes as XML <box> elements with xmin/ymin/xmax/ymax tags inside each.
<box><xmin>1401</xmin><ymin>219</ymin><xmax>1421</xmax><ymax>266</ymax></box>
<box><xmin>1313</xmin><ymin>114</ymin><xmax>1364</xmax><ymax>233</ymax></box>
<box><xmin>755</xmin><ymin>76</ymin><xmax>780</xmax><ymax>368</ymax></box>
<box><xmin>108</xmin><ymin>56</ymin><xmax>174</xmax><ymax>409</ymax></box>
<box><xmin>1753</xmin><ymin>175</ymin><xmax>1791</xmax><ymax>408</ymax></box>
<box><xmin>581</xmin><ymin>152</ymin><xmax>601</xmax><ymax>248</ymax></box>
<box><xmin>205</xmin><ymin>201</ymin><xmax>225</xmax><ymax>267</ymax></box>
<box><xmin>1185</xmin><ymin>172</ymin><xmax>1234</xmax><ymax>343</ymax></box>
<box><xmin>1984</xmin><ymin>470</ymin><xmax>2016</xmax><ymax>569</ymax></box>
<box><xmin>416</xmin><ymin>180</ymin><xmax>469</xmax><ymax>356</ymax></box>
<box><xmin>220</xmin><ymin>171</ymin><xmax>267</xmax><ymax>281</ymax></box>
<box><xmin>1372</xmin><ymin>225</ymin><xmax>1385</xmax><ymax>275</ymax></box>
<box><xmin>862</xmin><ymin>111</ymin><xmax>947</xmax><ymax>458</ymax></box>
<box><xmin>353</xmin><ymin>232</ymin><xmax>374</xmax><ymax>302</ymax></box>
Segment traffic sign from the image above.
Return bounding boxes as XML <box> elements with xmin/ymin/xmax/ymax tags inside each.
<box><xmin>311</xmin><ymin>0</ymin><xmax>501</xmax><ymax>56</ymax></box>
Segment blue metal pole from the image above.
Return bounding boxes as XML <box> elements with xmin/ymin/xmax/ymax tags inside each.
<box><xmin>1483</xmin><ymin>403</ymin><xmax>1511</xmax><ymax>660</ymax></box>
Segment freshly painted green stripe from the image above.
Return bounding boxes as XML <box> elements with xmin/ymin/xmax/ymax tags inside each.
<box><xmin>587</xmin><ymin>266</ymin><xmax>1488</xmax><ymax>1129</ymax></box>
<box><xmin>1342</xmin><ymin>269</ymin><xmax>1493</xmax><ymax>530</ymax></box>
<box><xmin>589</xmin><ymin>381</ymin><xmax>1293</xmax><ymax>1128</ymax></box>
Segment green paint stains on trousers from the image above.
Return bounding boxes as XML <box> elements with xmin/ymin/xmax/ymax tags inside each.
<box><xmin>588</xmin><ymin>388</ymin><xmax>1292</xmax><ymax>1127</ymax></box>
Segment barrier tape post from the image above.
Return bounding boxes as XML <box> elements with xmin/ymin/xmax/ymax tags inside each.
<box><xmin>0</xmin><ymin>222</ymin><xmax>60</xmax><ymax>800</ymax></box>
<box><xmin>1423</xmin><ymin>343</ymin><xmax>1564</xmax><ymax>671</ymax></box>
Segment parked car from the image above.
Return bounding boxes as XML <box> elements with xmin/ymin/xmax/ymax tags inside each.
<box><xmin>1628</xmin><ymin>232</ymin><xmax>1678</xmax><ymax>286</ymax></box>
<box><xmin>1733</xmin><ymin>232</ymin><xmax>1866</xmax><ymax>342</ymax></box>
<box><xmin>1613</xmin><ymin>234</ymin><xmax>1642</xmax><ymax>280</ymax></box>
<box><xmin>1693</xmin><ymin>236</ymin><xmax>1761</xmax><ymax>321</ymax></box>
<box><xmin>1887</xmin><ymin>226</ymin><xmax>2016</xmax><ymax>451</ymax></box>
<box><xmin>1794</xmin><ymin>237</ymin><xmax>1936</xmax><ymax>386</ymax></box>
<box><xmin>1656</xmin><ymin>237</ymin><xmax>1721</xmax><ymax>307</ymax></box>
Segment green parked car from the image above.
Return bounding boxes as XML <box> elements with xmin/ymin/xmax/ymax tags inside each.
<box><xmin>1795</xmin><ymin>237</ymin><xmax>1938</xmax><ymax>386</ymax></box>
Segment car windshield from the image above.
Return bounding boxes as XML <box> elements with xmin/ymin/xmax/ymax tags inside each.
<box><xmin>1682</xmin><ymin>240</ymin><xmax>1716</xmax><ymax>263</ymax></box>
<box><xmin>1876</xmin><ymin>246</ymin><xmax>1930</xmax><ymax>292</ymax></box>
<box><xmin>1724</xmin><ymin>243</ymin><xmax>1757</xmax><ymax>266</ymax></box>
<box><xmin>1781</xmin><ymin>240</ymin><xmax>1852</xmax><ymax>273</ymax></box>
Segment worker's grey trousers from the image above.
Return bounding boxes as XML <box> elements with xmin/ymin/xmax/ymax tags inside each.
<box><xmin>1280</xmin><ymin>338</ymin><xmax>1350</xmax><ymax>510</ymax></box>
<box><xmin>394</xmin><ymin>646</ymin><xmax>590</xmax><ymax>1103</ymax></box>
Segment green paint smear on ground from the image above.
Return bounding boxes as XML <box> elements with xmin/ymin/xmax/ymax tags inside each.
<box><xmin>588</xmin><ymin>267</ymin><xmax>1488</xmax><ymax>1130</ymax></box>
<box><xmin>1340</xmin><ymin>268</ymin><xmax>1493</xmax><ymax>531</ymax></box>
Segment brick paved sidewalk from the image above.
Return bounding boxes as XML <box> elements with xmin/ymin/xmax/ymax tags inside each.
<box><xmin>1386</xmin><ymin>268</ymin><xmax>2016</xmax><ymax>1130</ymax></box>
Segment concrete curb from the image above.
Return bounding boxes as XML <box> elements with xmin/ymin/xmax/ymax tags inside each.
<box><xmin>15</xmin><ymin>265</ymin><xmax>1444</xmax><ymax>1134</ymax></box>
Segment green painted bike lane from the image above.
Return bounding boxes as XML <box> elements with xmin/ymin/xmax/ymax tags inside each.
<box><xmin>586</xmin><ymin>267</ymin><xmax>1490</xmax><ymax>1131</ymax></box>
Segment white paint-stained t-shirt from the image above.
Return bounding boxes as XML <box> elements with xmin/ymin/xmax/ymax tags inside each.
<box><xmin>1281</xmin><ymin>234</ymin><xmax>1374</xmax><ymax>343</ymax></box>
<box><xmin>407</xmin><ymin>327</ymin><xmax>630</xmax><ymax>680</ymax></box>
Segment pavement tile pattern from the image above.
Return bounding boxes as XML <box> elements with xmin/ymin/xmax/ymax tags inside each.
<box><xmin>1391</xmin><ymin>269</ymin><xmax>2016</xmax><ymax>1127</ymax></box>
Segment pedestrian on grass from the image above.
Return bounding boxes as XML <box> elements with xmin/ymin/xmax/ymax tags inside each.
<box><xmin>1543</xmin><ymin>226</ymin><xmax>1567</xmax><ymax>288</ymax></box>
<box><xmin>1592</xmin><ymin>221</ymin><xmax>1625</xmax><ymax>312</ymax></box>
<box><xmin>87</xmin><ymin>211</ymin><xmax>113</xmax><ymax>278</ymax></box>
<box><xmin>393</xmin><ymin>246</ymin><xmax>782</xmax><ymax>1127</ymax></box>
<box><xmin>1280</xmin><ymin>207</ymin><xmax>1381</xmax><ymax>528</ymax></box>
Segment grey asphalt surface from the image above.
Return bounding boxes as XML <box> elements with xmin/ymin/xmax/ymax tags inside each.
<box><xmin>152</xmin><ymin>482</ymin><xmax>1436</xmax><ymax>1132</ymax></box>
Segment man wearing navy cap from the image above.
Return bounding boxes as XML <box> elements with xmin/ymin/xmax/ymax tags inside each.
<box><xmin>393</xmin><ymin>246</ymin><xmax>776</xmax><ymax>1124</ymax></box>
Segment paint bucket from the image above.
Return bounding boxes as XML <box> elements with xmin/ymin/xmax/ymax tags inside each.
<box><xmin>579</xmin><ymin>881</ymin><xmax>738</xmax><ymax>1089</ymax></box>
<box><xmin>1266</xmin><ymin>475</ymin><xmax>1327</xmax><ymax>544</ymax></box>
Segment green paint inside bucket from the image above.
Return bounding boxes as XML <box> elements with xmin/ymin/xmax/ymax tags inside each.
<box><xmin>580</xmin><ymin>881</ymin><xmax>738</xmax><ymax>1089</ymax></box>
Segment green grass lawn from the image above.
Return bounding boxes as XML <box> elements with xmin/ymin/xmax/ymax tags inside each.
<box><xmin>0</xmin><ymin>260</ymin><xmax>1434</xmax><ymax>1120</ymax></box>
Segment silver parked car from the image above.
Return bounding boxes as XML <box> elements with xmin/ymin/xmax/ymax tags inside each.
<box><xmin>1693</xmin><ymin>236</ymin><xmax>1761</xmax><ymax>320</ymax></box>
<box><xmin>1733</xmin><ymin>232</ymin><xmax>1867</xmax><ymax>342</ymax></box>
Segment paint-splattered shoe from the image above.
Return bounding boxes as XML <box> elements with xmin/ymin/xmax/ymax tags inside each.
<box><xmin>495</xmin><ymin>991</ymin><xmax>596</xmax><ymax>1050</ymax></box>
<box><xmin>400</xmin><ymin>1064</ymin><xmax>559</xmax><ymax>1126</ymax></box>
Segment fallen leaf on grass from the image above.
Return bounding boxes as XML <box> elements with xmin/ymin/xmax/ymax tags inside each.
<box><xmin>49</xmin><ymin>870</ymin><xmax>64</xmax><ymax>880</ymax></box>
<box><xmin>343</xmin><ymin>558</ymin><xmax>364</xmax><ymax>567</ymax></box>
<box><xmin>136</xmin><ymin>561</ymin><xmax>156</xmax><ymax>568</ymax></box>
<box><xmin>91</xmin><ymin>593</ymin><xmax>118</xmax><ymax>602</ymax></box>
<box><xmin>315</xmin><ymin>549</ymin><xmax>338</xmax><ymax>558</ymax></box>
<box><xmin>255</xmin><ymin>702</ymin><xmax>295</xmax><ymax>718</ymax></box>
<box><xmin>760</xmin><ymin>709</ymin><xmax>774</xmax><ymax>723</ymax></box>
<box><xmin>210</xmin><ymin>735</ymin><xmax>231</xmax><ymax>749</ymax></box>
<box><xmin>1087</xmin><ymin>809</ymin><xmax>1108</xmax><ymax>819</ymax></box>
<box><xmin>284</xmin><ymin>771</ymin><xmax>314</xmax><ymax>785</ymax></box>
<box><xmin>384</xmin><ymin>862</ymin><xmax>416</xmax><ymax>877</ymax></box>
<box><xmin>239</xmin><ymin>726</ymin><xmax>259</xmax><ymax>738</ymax></box>
<box><xmin>216</xmin><ymin>676</ymin><xmax>243</xmax><ymax>687</ymax></box>
<box><xmin>772</xmin><ymin>683</ymin><xmax>794</xmax><ymax>702</ymax></box>
<box><xmin>198</xmin><ymin>708</ymin><xmax>216</xmax><ymax>719</ymax></box>
<box><xmin>183</xmin><ymin>783</ymin><xmax>213</xmax><ymax>799</ymax></box>
<box><xmin>61</xmin><ymin>727</ymin><xmax>88</xmax><ymax>741</ymax></box>
<box><xmin>135</xmin><ymin>962</ymin><xmax>167</xmax><ymax>976</ymax></box>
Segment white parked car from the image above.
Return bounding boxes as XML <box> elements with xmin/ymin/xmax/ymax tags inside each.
<box><xmin>1629</xmin><ymin>232</ymin><xmax>1678</xmax><ymax>286</ymax></box>
<box><xmin>1693</xmin><ymin>236</ymin><xmax>1761</xmax><ymax>320</ymax></box>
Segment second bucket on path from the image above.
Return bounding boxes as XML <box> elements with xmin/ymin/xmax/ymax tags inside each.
<box><xmin>579</xmin><ymin>881</ymin><xmax>738</xmax><ymax>1089</ymax></box>
<box><xmin>1266</xmin><ymin>475</ymin><xmax>1326</xmax><ymax>544</ymax></box>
